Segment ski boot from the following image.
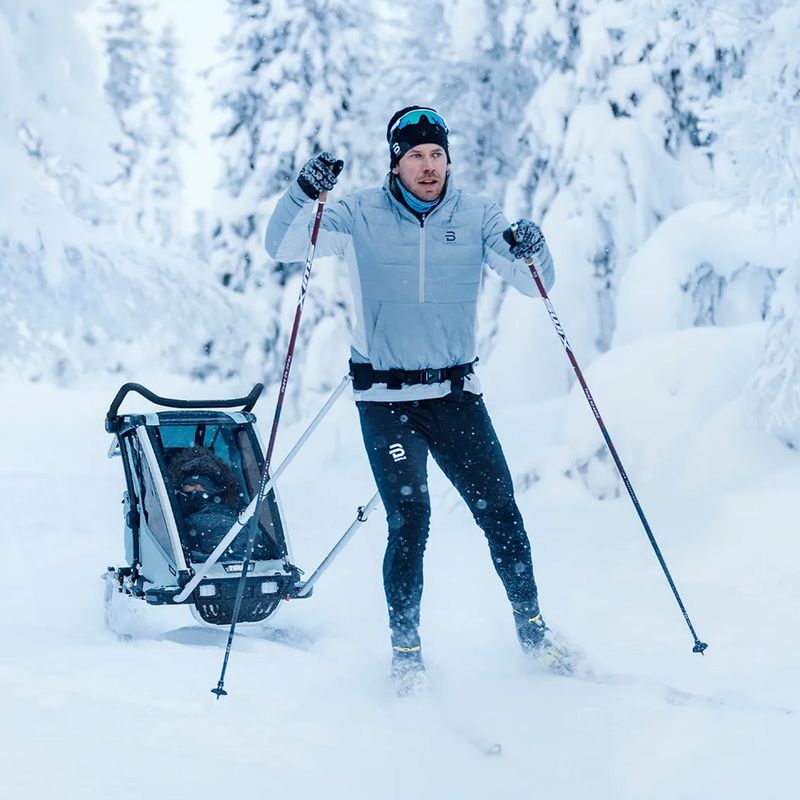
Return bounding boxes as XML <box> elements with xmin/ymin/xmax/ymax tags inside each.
<box><xmin>514</xmin><ymin>610</ymin><xmax>575</xmax><ymax>676</ymax></box>
<box><xmin>391</xmin><ymin>646</ymin><xmax>427</xmax><ymax>697</ymax></box>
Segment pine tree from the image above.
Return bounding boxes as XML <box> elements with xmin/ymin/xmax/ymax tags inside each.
<box><xmin>0</xmin><ymin>1</ymin><xmax>255</xmax><ymax>384</ymax></box>
<box><xmin>103</xmin><ymin>4</ymin><xmax>190</xmax><ymax>245</ymax></box>
<box><xmin>755</xmin><ymin>265</ymin><xmax>800</xmax><ymax>448</ymax></box>
<box><xmin>489</xmin><ymin>0</ymin><xmax>751</xmax><ymax>355</ymax></box>
<box><xmin>722</xmin><ymin>0</ymin><xmax>800</xmax><ymax>443</ymax></box>
<box><xmin>102</xmin><ymin>0</ymin><xmax>152</xmax><ymax>181</ymax></box>
<box><xmin>209</xmin><ymin>0</ymin><xmax>375</xmax><ymax>293</ymax></box>
<box><xmin>705</xmin><ymin>0</ymin><xmax>800</xmax><ymax>219</ymax></box>
<box><xmin>206</xmin><ymin>0</ymin><xmax>380</xmax><ymax>396</ymax></box>
<box><xmin>140</xmin><ymin>22</ymin><xmax>188</xmax><ymax>246</ymax></box>
<box><xmin>438</xmin><ymin>0</ymin><xmax>543</xmax><ymax>200</ymax></box>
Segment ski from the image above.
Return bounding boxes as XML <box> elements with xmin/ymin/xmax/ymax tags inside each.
<box><xmin>576</xmin><ymin>667</ymin><xmax>794</xmax><ymax>716</ymax></box>
<box><xmin>528</xmin><ymin>646</ymin><xmax>794</xmax><ymax>717</ymax></box>
<box><xmin>392</xmin><ymin>675</ymin><xmax>503</xmax><ymax>758</ymax></box>
<box><xmin>438</xmin><ymin>707</ymin><xmax>503</xmax><ymax>758</ymax></box>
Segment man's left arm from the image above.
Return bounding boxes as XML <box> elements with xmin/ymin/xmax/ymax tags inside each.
<box><xmin>482</xmin><ymin>202</ymin><xmax>555</xmax><ymax>296</ymax></box>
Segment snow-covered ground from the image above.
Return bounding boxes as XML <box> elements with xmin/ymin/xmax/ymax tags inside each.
<box><xmin>3</xmin><ymin>1</ymin><xmax>800</xmax><ymax>796</ymax></box>
<box><xmin>2</xmin><ymin>351</ymin><xmax>798</xmax><ymax>799</ymax></box>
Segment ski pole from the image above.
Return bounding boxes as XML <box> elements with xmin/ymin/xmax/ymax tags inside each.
<box><xmin>506</xmin><ymin>225</ymin><xmax>708</xmax><ymax>655</ymax></box>
<box><xmin>212</xmin><ymin>164</ymin><xmax>344</xmax><ymax>699</ymax></box>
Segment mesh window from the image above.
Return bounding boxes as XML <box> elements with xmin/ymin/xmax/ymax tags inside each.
<box><xmin>236</xmin><ymin>428</ymin><xmax>286</xmax><ymax>554</ymax></box>
<box><xmin>138</xmin><ymin>443</ymin><xmax>176</xmax><ymax>561</ymax></box>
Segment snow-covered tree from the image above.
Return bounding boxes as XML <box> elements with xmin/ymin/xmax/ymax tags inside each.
<box><xmin>433</xmin><ymin>0</ymin><xmax>544</xmax><ymax>199</ymax></box>
<box><xmin>102</xmin><ymin>0</ymin><xmax>190</xmax><ymax>245</ymax></box>
<box><xmin>209</xmin><ymin>0</ymin><xmax>376</xmax><ymax>292</ymax></box>
<box><xmin>205</xmin><ymin>0</ymin><xmax>382</xmax><ymax>398</ymax></box>
<box><xmin>705</xmin><ymin>0</ymin><xmax>800</xmax><ymax>219</ymax></box>
<box><xmin>138</xmin><ymin>22</ymin><xmax>188</xmax><ymax>246</ymax></box>
<box><xmin>755</xmin><ymin>265</ymin><xmax>800</xmax><ymax>447</ymax></box>
<box><xmin>712</xmin><ymin>1</ymin><xmax>800</xmax><ymax>443</ymax></box>
<box><xmin>0</xmin><ymin>1</ymin><xmax>257</xmax><ymax>384</ymax></box>
<box><xmin>511</xmin><ymin>0</ymin><xmax>748</xmax><ymax>345</ymax></box>
<box><xmin>102</xmin><ymin>0</ymin><xmax>152</xmax><ymax>181</ymax></box>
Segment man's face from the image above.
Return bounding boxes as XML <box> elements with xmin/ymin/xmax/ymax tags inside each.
<box><xmin>392</xmin><ymin>143</ymin><xmax>448</xmax><ymax>201</ymax></box>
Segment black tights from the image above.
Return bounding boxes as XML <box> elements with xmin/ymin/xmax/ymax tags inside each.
<box><xmin>357</xmin><ymin>392</ymin><xmax>540</xmax><ymax>649</ymax></box>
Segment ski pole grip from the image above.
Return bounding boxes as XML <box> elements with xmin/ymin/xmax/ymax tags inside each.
<box><xmin>503</xmin><ymin>222</ymin><xmax>535</xmax><ymax>265</ymax></box>
<box><xmin>503</xmin><ymin>222</ymin><xmax>519</xmax><ymax>248</ymax></box>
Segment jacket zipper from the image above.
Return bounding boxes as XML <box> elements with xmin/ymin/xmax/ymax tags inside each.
<box><xmin>419</xmin><ymin>214</ymin><xmax>426</xmax><ymax>303</ymax></box>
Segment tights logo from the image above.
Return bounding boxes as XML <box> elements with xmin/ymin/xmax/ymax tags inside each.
<box><xmin>389</xmin><ymin>443</ymin><xmax>407</xmax><ymax>463</ymax></box>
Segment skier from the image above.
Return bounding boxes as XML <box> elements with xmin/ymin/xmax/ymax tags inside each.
<box><xmin>266</xmin><ymin>106</ymin><xmax>563</xmax><ymax>693</ymax></box>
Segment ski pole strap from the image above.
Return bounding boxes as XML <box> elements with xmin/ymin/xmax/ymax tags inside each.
<box><xmin>349</xmin><ymin>359</ymin><xmax>476</xmax><ymax>395</ymax></box>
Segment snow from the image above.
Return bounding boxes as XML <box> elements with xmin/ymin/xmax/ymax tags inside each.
<box><xmin>2</xmin><ymin>348</ymin><xmax>799</xmax><ymax>798</ymax></box>
<box><xmin>614</xmin><ymin>202</ymin><xmax>797</xmax><ymax>346</ymax></box>
<box><xmin>3</xmin><ymin>0</ymin><xmax>800</xmax><ymax>796</ymax></box>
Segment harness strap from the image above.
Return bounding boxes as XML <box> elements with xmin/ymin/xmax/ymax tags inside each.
<box><xmin>349</xmin><ymin>359</ymin><xmax>476</xmax><ymax>396</ymax></box>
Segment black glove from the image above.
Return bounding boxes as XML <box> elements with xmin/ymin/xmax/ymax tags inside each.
<box><xmin>297</xmin><ymin>152</ymin><xmax>344</xmax><ymax>200</ymax></box>
<box><xmin>502</xmin><ymin>218</ymin><xmax>546</xmax><ymax>260</ymax></box>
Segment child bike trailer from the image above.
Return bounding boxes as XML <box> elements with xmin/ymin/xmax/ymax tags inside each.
<box><xmin>102</xmin><ymin>382</ymin><xmax>309</xmax><ymax>633</ymax></box>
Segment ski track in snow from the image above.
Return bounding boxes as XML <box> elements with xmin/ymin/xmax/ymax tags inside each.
<box><xmin>1</xmin><ymin>380</ymin><xmax>799</xmax><ymax>800</ymax></box>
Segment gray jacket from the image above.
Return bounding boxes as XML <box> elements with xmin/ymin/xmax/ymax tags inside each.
<box><xmin>265</xmin><ymin>175</ymin><xmax>555</xmax><ymax>401</ymax></box>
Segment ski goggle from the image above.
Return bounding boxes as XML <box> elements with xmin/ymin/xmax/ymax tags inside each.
<box><xmin>390</xmin><ymin>108</ymin><xmax>449</xmax><ymax>135</ymax></box>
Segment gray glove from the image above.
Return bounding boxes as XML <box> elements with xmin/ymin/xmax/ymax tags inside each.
<box><xmin>503</xmin><ymin>218</ymin><xmax>546</xmax><ymax>260</ymax></box>
<box><xmin>297</xmin><ymin>151</ymin><xmax>344</xmax><ymax>200</ymax></box>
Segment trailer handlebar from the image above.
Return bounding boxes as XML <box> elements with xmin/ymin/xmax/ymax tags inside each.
<box><xmin>106</xmin><ymin>382</ymin><xmax>264</xmax><ymax>431</ymax></box>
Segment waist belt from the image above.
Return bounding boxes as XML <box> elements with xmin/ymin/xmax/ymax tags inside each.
<box><xmin>349</xmin><ymin>359</ymin><xmax>476</xmax><ymax>395</ymax></box>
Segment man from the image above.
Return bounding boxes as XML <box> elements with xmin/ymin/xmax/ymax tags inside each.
<box><xmin>266</xmin><ymin>106</ymin><xmax>563</xmax><ymax>693</ymax></box>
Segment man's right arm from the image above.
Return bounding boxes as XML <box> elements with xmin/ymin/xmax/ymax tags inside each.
<box><xmin>265</xmin><ymin>180</ymin><xmax>355</xmax><ymax>262</ymax></box>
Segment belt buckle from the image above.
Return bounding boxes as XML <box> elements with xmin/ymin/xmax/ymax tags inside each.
<box><xmin>421</xmin><ymin>368</ymin><xmax>440</xmax><ymax>385</ymax></box>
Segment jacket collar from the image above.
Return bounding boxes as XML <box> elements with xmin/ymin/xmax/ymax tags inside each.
<box><xmin>384</xmin><ymin>172</ymin><xmax>458</xmax><ymax>222</ymax></box>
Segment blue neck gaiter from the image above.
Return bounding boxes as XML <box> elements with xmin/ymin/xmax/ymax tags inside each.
<box><xmin>396</xmin><ymin>178</ymin><xmax>441</xmax><ymax>215</ymax></box>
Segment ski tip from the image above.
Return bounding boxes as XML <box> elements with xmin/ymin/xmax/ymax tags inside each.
<box><xmin>693</xmin><ymin>641</ymin><xmax>709</xmax><ymax>655</ymax></box>
<box><xmin>211</xmin><ymin>686</ymin><xmax>228</xmax><ymax>699</ymax></box>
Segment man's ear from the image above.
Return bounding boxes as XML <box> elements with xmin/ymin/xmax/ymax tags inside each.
<box><xmin>391</xmin><ymin>165</ymin><xmax>399</xmax><ymax>175</ymax></box>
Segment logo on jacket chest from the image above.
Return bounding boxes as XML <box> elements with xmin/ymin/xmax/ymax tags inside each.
<box><xmin>445</xmin><ymin>231</ymin><xmax>456</xmax><ymax>242</ymax></box>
